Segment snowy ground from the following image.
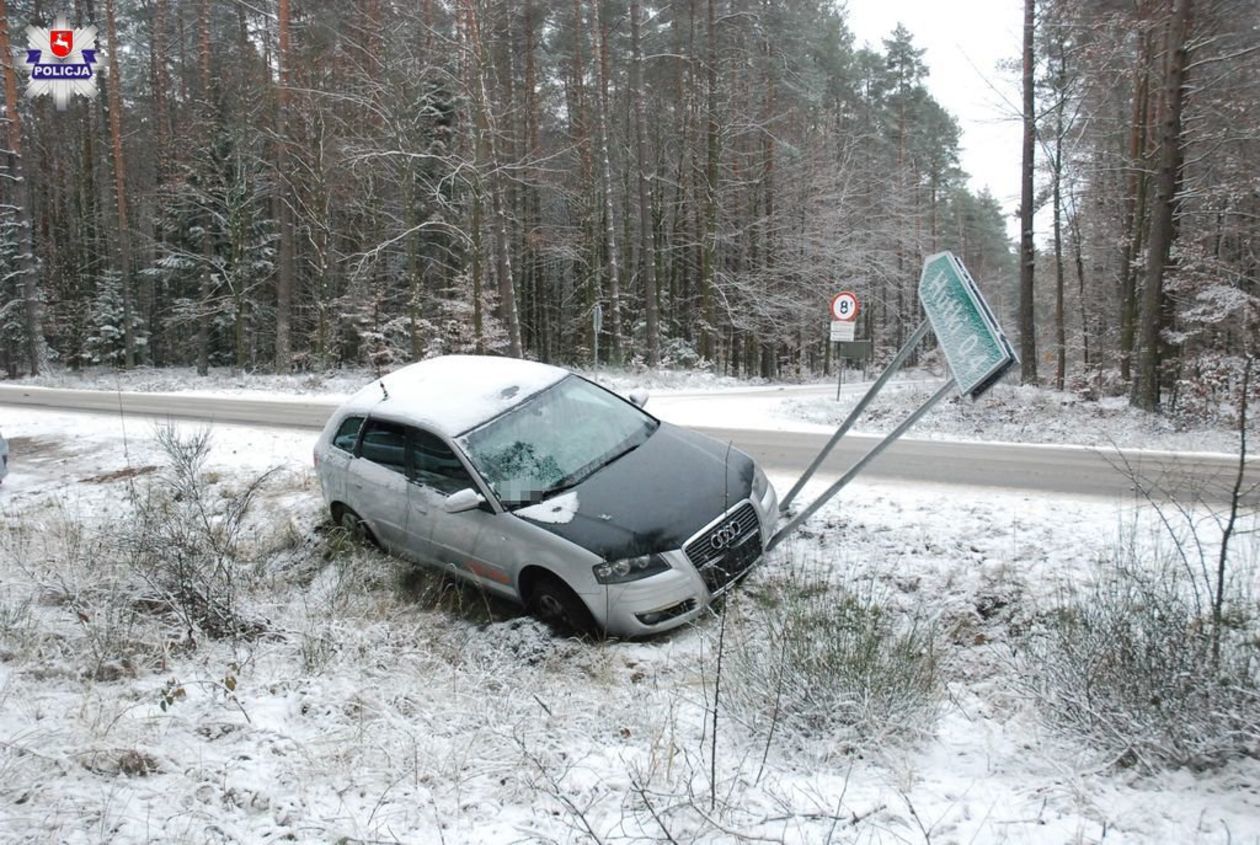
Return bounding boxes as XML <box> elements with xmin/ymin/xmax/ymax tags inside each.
<box><xmin>8</xmin><ymin>363</ymin><xmax>1249</xmax><ymax>455</ymax></box>
<box><xmin>1</xmin><ymin>408</ymin><xmax>1257</xmax><ymax>843</ymax></box>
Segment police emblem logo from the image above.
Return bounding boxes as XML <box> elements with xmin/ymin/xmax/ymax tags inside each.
<box><xmin>24</xmin><ymin>15</ymin><xmax>98</xmax><ymax>110</ymax></box>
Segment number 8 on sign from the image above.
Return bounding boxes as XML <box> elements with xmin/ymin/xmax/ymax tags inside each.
<box><xmin>830</xmin><ymin>291</ymin><xmax>860</xmax><ymax>322</ymax></box>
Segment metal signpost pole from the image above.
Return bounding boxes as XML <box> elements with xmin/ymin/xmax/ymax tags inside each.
<box><xmin>769</xmin><ymin>251</ymin><xmax>1016</xmax><ymax>552</ymax></box>
<box><xmin>779</xmin><ymin>319</ymin><xmax>930</xmax><ymax>512</ymax></box>
<box><xmin>768</xmin><ymin>376</ymin><xmax>957</xmax><ymax>552</ymax></box>
<box><xmin>836</xmin><ymin>352</ymin><xmax>843</xmax><ymax>401</ymax></box>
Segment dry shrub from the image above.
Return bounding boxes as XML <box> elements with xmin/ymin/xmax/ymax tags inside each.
<box><xmin>726</xmin><ymin>561</ymin><xmax>941</xmax><ymax>752</ymax></box>
<box><xmin>1024</xmin><ymin>556</ymin><xmax>1260</xmax><ymax>771</ymax></box>
<box><xmin>119</xmin><ymin>425</ymin><xmax>274</xmax><ymax>640</ymax></box>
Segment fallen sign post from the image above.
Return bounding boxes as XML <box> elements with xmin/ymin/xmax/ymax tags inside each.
<box><xmin>770</xmin><ymin>251</ymin><xmax>1016</xmax><ymax>551</ymax></box>
<box><xmin>917</xmin><ymin>251</ymin><xmax>1017</xmax><ymax>399</ymax></box>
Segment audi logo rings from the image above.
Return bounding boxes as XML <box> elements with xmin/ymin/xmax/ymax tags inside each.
<box><xmin>709</xmin><ymin>520</ymin><xmax>744</xmax><ymax>551</ymax></box>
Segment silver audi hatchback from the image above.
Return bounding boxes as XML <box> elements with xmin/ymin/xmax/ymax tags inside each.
<box><xmin>313</xmin><ymin>355</ymin><xmax>778</xmax><ymax>636</ymax></box>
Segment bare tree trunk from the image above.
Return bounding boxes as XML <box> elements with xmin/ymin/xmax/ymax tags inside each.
<box><xmin>1134</xmin><ymin>0</ymin><xmax>1193</xmax><ymax>410</ymax></box>
<box><xmin>1018</xmin><ymin>0</ymin><xmax>1038</xmax><ymax>384</ymax></box>
<box><xmin>0</xmin><ymin>0</ymin><xmax>45</xmax><ymax>375</ymax></box>
<box><xmin>104</xmin><ymin>0</ymin><xmax>136</xmax><ymax>368</ymax></box>
<box><xmin>568</xmin><ymin>0</ymin><xmax>597</xmax><ymax>361</ymax></box>
<box><xmin>523</xmin><ymin>0</ymin><xmax>549</xmax><ymax>360</ymax></box>
<box><xmin>464</xmin><ymin>0</ymin><xmax>521</xmax><ymax>358</ymax></box>
<box><xmin>457</xmin><ymin>4</ymin><xmax>484</xmax><ymax>354</ymax></box>
<box><xmin>274</xmin><ymin>0</ymin><xmax>293</xmax><ymax>370</ymax></box>
<box><xmin>630</xmin><ymin>0</ymin><xmax>658</xmax><ymax>366</ymax></box>
<box><xmin>1052</xmin><ymin>30</ymin><xmax>1067</xmax><ymax>391</ymax></box>
<box><xmin>151</xmin><ymin>0</ymin><xmax>170</xmax><ymax>166</ymax></box>
<box><xmin>589</xmin><ymin>0</ymin><xmax>622</xmax><ymax>364</ymax></box>
<box><xmin>700</xmin><ymin>0</ymin><xmax>719</xmax><ymax>363</ymax></box>
<box><xmin>1069</xmin><ymin>185</ymin><xmax>1090</xmax><ymax>369</ymax></box>
<box><xmin>761</xmin><ymin>0</ymin><xmax>776</xmax><ymax>364</ymax></box>
<box><xmin>196</xmin><ymin>0</ymin><xmax>214</xmax><ymax>376</ymax></box>
<box><xmin>1119</xmin><ymin>24</ymin><xmax>1153</xmax><ymax>383</ymax></box>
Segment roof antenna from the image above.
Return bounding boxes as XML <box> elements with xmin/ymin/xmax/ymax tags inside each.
<box><xmin>379</xmin><ymin>381</ymin><xmax>390</xmax><ymax>401</ymax></box>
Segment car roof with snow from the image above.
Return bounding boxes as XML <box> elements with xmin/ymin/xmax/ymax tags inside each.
<box><xmin>338</xmin><ymin>355</ymin><xmax>570</xmax><ymax>437</ymax></box>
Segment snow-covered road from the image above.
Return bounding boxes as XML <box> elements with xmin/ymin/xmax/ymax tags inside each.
<box><xmin>1</xmin><ymin>382</ymin><xmax>1253</xmax><ymax>502</ymax></box>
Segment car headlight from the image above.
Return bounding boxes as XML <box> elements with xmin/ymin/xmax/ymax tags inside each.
<box><xmin>593</xmin><ymin>553</ymin><xmax>671</xmax><ymax>584</ymax></box>
<box><xmin>752</xmin><ymin>465</ymin><xmax>770</xmax><ymax>499</ymax></box>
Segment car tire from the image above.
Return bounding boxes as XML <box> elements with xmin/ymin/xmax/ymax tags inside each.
<box><xmin>333</xmin><ymin>504</ymin><xmax>377</xmax><ymax>547</ymax></box>
<box><xmin>527</xmin><ymin>574</ymin><xmax>595</xmax><ymax>636</ymax></box>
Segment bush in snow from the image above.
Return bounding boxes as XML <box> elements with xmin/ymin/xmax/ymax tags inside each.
<box><xmin>119</xmin><ymin>425</ymin><xmax>275</xmax><ymax>642</ymax></box>
<box><xmin>725</xmin><ymin>568</ymin><xmax>941</xmax><ymax>752</ymax></box>
<box><xmin>1023</xmin><ymin>555</ymin><xmax>1260</xmax><ymax>772</ymax></box>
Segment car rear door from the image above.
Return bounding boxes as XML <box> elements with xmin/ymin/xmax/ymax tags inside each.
<box><xmin>347</xmin><ymin>418</ymin><xmax>411</xmax><ymax>552</ymax></box>
<box><xmin>405</xmin><ymin>428</ymin><xmax>514</xmax><ymax>595</ymax></box>
<box><xmin>320</xmin><ymin>415</ymin><xmax>364</xmax><ymax>503</ymax></box>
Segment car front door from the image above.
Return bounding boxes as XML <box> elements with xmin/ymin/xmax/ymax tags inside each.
<box><xmin>405</xmin><ymin>428</ymin><xmax>514</xmax><ymax>595</ymax></box>
<box><xmin>347</xmin><ymin>418</ymin><xmax>411</xmax><ymax>552</ymax></box>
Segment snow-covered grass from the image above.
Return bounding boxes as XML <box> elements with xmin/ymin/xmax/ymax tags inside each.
<box><xmin>784</xmin><ymin>380</ymin><xmax>1253</xmax><ymax>454</ymax></box>
<box><xmin>2</xmin><ymin>408</ymin><xmax>1258</xmax><ymax>842</ymax></box>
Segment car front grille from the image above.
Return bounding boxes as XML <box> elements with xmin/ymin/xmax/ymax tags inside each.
<box><xmin>684</xmin><ymin>502</ymin><xmax>763</xmax><ymax>595</ymax></box>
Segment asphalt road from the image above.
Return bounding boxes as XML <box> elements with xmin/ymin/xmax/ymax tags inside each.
<box><xmin>0</xmin><ymin>383</ymin><xmax>1252</xmax><ymax>503</ymax></box>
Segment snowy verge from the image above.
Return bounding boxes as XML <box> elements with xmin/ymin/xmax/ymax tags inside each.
<box><xmin>783</xmin><ymin>379</ymin><xmax>1252</xmax><ymax>455</ymax></box>
<box><xmin>0</xmin><ymin>409</ymin><xmax>1256</xmax><ymax>842</ymax></box>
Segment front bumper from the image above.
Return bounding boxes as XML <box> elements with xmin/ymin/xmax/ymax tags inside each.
<box><xmin>594</xmin><ymin>481</ymin><xmax>780</xmax><ymax>637</ymax></box>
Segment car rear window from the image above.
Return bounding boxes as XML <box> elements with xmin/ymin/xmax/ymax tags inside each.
<box><xmin>332</xmin><ymin>416</ymin><xmax>364</xmax><ymax>452</ymax></box>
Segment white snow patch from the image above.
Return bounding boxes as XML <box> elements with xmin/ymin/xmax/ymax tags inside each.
<box><xmin>515</xmin><ymin>490</ymin><xmax>580</xmax><ymax>524</ymax></box>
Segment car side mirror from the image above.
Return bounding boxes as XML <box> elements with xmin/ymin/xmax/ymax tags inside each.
<box><xmin>444</xmin><ymin>487</ymin><xmax>485</xmax><ymax>514</ymax></box>
<box><xmin>628</xmin><ymin>388</ymin><xmax>649</xmax><ymax>408</ymax></box>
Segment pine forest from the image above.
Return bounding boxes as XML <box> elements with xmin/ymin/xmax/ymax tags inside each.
<box><xmin>1</xmin><ymin>0</ymin><xmax>1257</xmax><ymax>415</ymax></box>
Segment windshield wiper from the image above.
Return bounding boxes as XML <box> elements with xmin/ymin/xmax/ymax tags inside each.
<box><xmin>534</xmin><ymin>435</ymin><xmax>648</xmax><ymax>502</ymax></box>
<box><xmin>601</xmin><ymin>436</ymin><xmax>646</xmax><ymax>469</ymax></box>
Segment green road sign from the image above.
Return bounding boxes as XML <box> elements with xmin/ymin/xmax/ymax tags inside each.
<box><xmin>836</xmin><ymin>340</ymin><xmax>872</xmax><ymax>359</ymax></box>
<box><xmin>918</xmin><ymin>251</ymin><xmax>1017</xmax><ymax>399</ymax></box>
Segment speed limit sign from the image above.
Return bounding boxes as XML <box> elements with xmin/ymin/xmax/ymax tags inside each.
<box><xmin>830</xmin><ymin>291</ymin><xmax>860</xmax><ymax>322</ymax></box>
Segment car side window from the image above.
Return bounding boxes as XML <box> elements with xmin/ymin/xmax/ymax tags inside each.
<box><xmin>332</xmin><ymin>415</ymin><xmax>364</xmax><ymax>453</ymax></box>
<box><xmin>357</xmin><ymin>419</ymin><xmax>408</xmax><ymax>475</ymax></box>
<box><xmin>409</xmin><ymin>429</ymin><xmax>476</xmax><ymax>495</ymax></box>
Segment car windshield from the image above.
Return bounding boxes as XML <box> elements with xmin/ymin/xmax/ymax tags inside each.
<box><xmin>459</xmin><ymin>376</ymin><xmax>658</xmax><ymax>507</ymax></box>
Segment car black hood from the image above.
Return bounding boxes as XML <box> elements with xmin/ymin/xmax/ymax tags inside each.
<box><xmin>514</xmin><ymin>422</ymin><xmax>756</xmax><ymax>560</ymax></box>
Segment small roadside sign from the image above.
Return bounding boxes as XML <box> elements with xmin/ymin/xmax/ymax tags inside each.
<box><xmin>829</xmin><ymin>320</ymin><xmax>856</xmax><ymax>342</ymax></box>
<box><xmin>830</xmin><ymin>291</ymin><xmax>859</xmax><ymax>322</ymax></box>
<box><xmin>917</xmin><ymin>252</ymin><xmax>1017</xmax><ymax>400</ymax></box>
<box><xmin>836</xmin><ymin>340</ymin><xmax>872</xmax><ymax>360</ymax></box>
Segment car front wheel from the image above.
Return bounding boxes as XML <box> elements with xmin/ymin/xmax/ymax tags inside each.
<box><xmin>527</xmin><ymin>574</ymin><xmax>595</xmax><ymax>636</ymax></box>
